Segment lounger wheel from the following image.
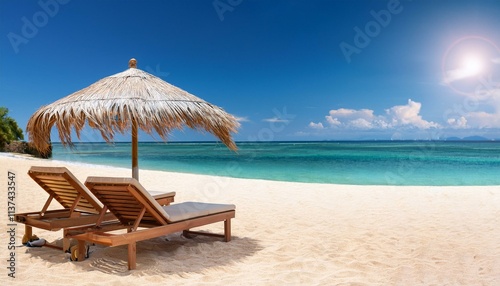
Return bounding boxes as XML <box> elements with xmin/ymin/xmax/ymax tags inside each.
<box><xmin>70</xmin><ymin>245</ymin><xmax>79</xmax><ymax>261</ymax></box>
<box><xmin>69</xmin><ymin>245</ymin><xmax>90</xmax><ymax>261</ymax></box>
<box><xmin>22</xmin><ymin>234</ymin><xmax>39</xmax><ymax>244</ymax></box>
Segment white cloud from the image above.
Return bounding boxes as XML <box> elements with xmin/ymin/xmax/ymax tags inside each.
<box><xmin>492</xmin><ymin>58</ymin><xmax>500</xmax><ymax>64</ymax></box>
<box><xmin>447</xmin><ymin>117</ymin><xmax>468</xmax><ymax>129</ymax></box>
<box><xmin>309</xmin><ymin>90</ymin><xmax>500</xmax><ymax>137</ymax></box>
<box><xmin>454</xmin><ymin>87</ymin><xmax>500</xmax><ymax>128</ymax></box>
<box><xmin>308</xmin><ymin>122</ymin><xmax>324</xmax><ymax>129</ymax></box>
<box><xmin>325</xmin><ymin>108</ymin><xmax>387</xmax><ymax>129</ymax></box>
<box><xmin>348</xmin><ymin>118</ymin><xmax>373</xmax><ymax>129</ymax></box>
<box><xmin>442</xmin><ymin>68</ymin><xmax>477</xmax><ymax>84</ymax></box>
<box><xmin>463</xmin><ymin>111</ymin><xmax>500</xmax><ymax>128</ymax></box>
<box><xmin>327</xmin><ymin>108</ymin><xmax>375</xmax><ymax>120</ymax></box>
<box><xmin>263</xmin><ymin>117</ymin><xmax>289</xmax><ymax>123</ymax></box>
<box><xmin>385</xmin><ymin>99</ymin><xmax>440</xmax><ymax>129</ymax></box>
<box><xmin>235</xmin><ymin>116</ymin><xmax>250</xmax><ymax>122</ymax></box>
<box><xmin>310</xmin><ymin>99</ymin><xmax>440</xmax><ymax>131</ymax></box>
<box><xmin>326</xmin><ymin>116</ymin><xmax>341</xmax><ymax>126</ymax></box>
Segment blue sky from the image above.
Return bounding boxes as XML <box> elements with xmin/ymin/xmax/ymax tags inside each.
<box><xmin>1</xmin><ymin>0</ymin><xmax>500</xmax><ymax>142</ymax></box>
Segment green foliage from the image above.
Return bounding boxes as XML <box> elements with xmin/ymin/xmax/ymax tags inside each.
<box><xmin>0</xmin><ymin>107</ymin><xmax>24</xmax><ymax>150</ymax></box>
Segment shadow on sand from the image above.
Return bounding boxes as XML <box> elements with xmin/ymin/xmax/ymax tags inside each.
<box><xmin>23</xmin><ymin>232</ymin><xmax>262</xmax><ymax>276</ymax></box>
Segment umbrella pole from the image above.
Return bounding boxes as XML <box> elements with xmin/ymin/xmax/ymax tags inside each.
<box><xmin>132</xmin><ymin>119</ymin><xmax>139</xmax><ymax>180</ymax></box>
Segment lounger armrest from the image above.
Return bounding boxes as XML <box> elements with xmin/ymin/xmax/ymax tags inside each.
<box><xmin>150</xmin><ymin>191</ymin><xmax>175</xmax><ymax>206</ymax></box>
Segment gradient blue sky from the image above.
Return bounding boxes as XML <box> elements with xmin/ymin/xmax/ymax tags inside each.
<box><xmin>1</xmin><ymin>0</ymin><xmax>500</xmax><ymax>143</ymax></box>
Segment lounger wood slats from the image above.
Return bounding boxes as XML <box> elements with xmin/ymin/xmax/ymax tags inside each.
<box><xmin>90</xmin><ymin>182</ymin><xmax>167</xmax><ymax>225</ymax></box>
<box><xmin>14</xmin><ymin>167</ymin><xmax>176</xmax><ymax>252</ymax></box>
<box><xmin>14</xmin><ymin>166</ymin><xmax>114</xmax><ymax>250</ymax></box>
<box><xmin>15</xmin><ymin>166</ymin><xmax>113</xmax><ymax>229</ymax></box>
<box><xmin>68</xmin><ymin>177</ymin><xmax>235</xmax><ymax>270</ymax></box>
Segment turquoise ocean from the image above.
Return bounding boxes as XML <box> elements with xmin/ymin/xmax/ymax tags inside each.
<box><xmin>51</xmin><ymin>141</ymin><xmax>500</xmax><ymax>186</ymax></box>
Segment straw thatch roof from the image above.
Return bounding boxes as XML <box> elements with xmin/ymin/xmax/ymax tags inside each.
<box><xmin>27</xmin><ymin>59</ymin><xmax>239</xmax><ymax>154</ymax></box>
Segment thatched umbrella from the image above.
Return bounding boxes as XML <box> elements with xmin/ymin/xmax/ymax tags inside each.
<box><xmin>27</xmin><ymin>58</ymin><xmax>239</xmax><ymax>180</ymax></box>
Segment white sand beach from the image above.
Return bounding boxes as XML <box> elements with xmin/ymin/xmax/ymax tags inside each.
<box><xmin>1</xmin><ymin>153</ymin><xmax>499</xmax><ymax>285</ymax></box>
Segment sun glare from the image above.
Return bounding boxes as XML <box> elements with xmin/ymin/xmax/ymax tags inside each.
<box><xmin>442</xmin><ymin>35</ymin><xmax>500</xmax><ymax>94</ymax></box>
<box><xmin>461</xmin><ymin>54</ymin><xmax>484</xmax><ymax>76</ymax></box>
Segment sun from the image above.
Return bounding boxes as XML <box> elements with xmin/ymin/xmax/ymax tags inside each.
<box><xmin>442</xmin><ymin>52</ymin><xmax>486</xmax><ymax>85</ymax></box>
<box><xmin>460</xmin><ymin>54</ymin><xmax>485</xmax><ymax>76</ymax></box>
<box><xmin>441</xmin><ymin>35</ymin><xmax>500</xmax><ymax>96</ymax></box>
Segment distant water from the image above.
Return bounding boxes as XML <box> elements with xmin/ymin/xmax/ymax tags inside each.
<box><xmin>51</xmin><ymin>141</ymin><xmax>500</xmax><ymax>186</ymax></box>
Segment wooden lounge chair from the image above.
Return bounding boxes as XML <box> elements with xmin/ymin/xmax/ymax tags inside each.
<box><xmin>67</xmin><ymin>176</ymin><xmax>236</xmax><ymax>270</ymax></box>
<box><xmin>15</xmin><ymin>166</ymin><xmax>175</xmax><ymax>251</ymax></box>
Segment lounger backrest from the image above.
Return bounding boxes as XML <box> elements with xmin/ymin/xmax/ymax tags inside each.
<box><xmin>85</xmin><ymin>177</ymin><xmax>171</xmax><ymax>226</ymax></box>
<box><xmin>28</xmin><ymin>166</ymin><xmax>103</xmax><ymax>213</ymax></box>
